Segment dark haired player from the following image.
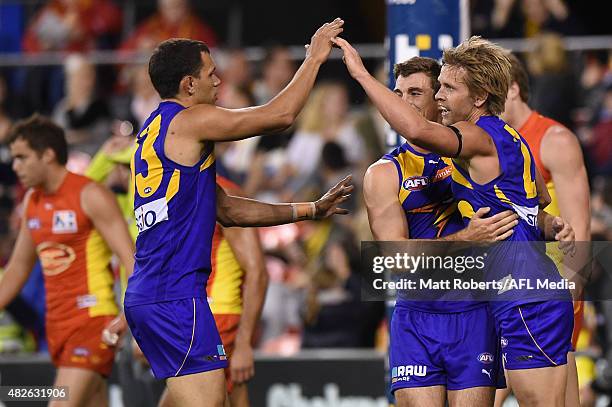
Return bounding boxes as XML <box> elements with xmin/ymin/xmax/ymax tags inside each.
<box><xmin>0</xmin><ymin>114</ymin><xmax>135</xmax><ymax>406</ymax></box>
<box><xmin>124</xmin><ymin>20</ymin><xmax>352</xmax><ymax>406</ymax></box>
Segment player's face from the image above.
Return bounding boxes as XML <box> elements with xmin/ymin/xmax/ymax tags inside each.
<box><xmin>193</xmin><ymin>52</ymin><xmax>221</xmax><ymax>105</ymax></box>
<box><xmin>394</xmin><ymin>72</ymin><xmax>439</xmax><ymax>123</ymax></box>
<box><xmin>10</xmin><ymin>138</ymin><xmax>47</xmax><ymax>188</ymax></box>
<box><xmin>435</xmin><ymin>65</ymin><xmax>475</xmax><ymax>126</ymax></box>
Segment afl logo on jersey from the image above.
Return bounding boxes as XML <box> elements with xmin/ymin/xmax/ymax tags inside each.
<box><xmin>36</xmin><ymin>241</ymin><xmax>76</xmax><ymax>276</ymax></box>
<box><xmin>403</xmin><ymin>176</ymin><xmax>429</xmax><ymax>191</ymax></box>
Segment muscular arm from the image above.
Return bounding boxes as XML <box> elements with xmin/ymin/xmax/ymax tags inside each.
<box><xmin>363</xmin><ymin>161</ymin><xmax>517</xmax><ymax>243</ymax></box>
<box><xmin>181</xmin><ymin>20</ymin><xmax>344</xmax><ymax>142</ymax></box>
<box><xmin>540</xmin><ymin>126</ymin><xmax>590</xmax><ymax>241</ymax></box>
<box><xmin>331</xmin><ymin>37</ymin><xmax>496</xmax><ymax>159</ymax></box>
<box><xmin>216</xmin><ymin>176</ymin><xmax>351</xmax><ymax>227</ymax></box>
<box><xmin>223</xmin><ymin>225</ymin><xmax>268</xmax><ymax>383</ymax></box>
<box><xmin>363</xmin><ymin>161</ymin><xmax>409</xmax><ymax>240</ymax></box>
<box><xmin>81</xmin><ymin>182</ymin><xmax>135</xmax><ymax>278</ymax></box>
<box><xmin>0</xmin><ymin>193</ymin><xmax>38</xmax><ymax>309</ymax></box>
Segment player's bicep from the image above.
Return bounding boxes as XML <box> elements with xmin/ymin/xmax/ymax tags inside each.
<box><xmin>412</xmin><ymin>121</ymin><xmax>495</xmax><ymax>159</ymax></box>
<box><xmin>363</xmin><ymin>162</ymin><xmax>408</xmax><ymax>240</ymax></box>
<box><xmin>186</xmin><ymin>104</ymin><xmax>291</xmax><ymax>142</ymax></box>
<box><xmin>81</xmin><ymin>183</ymin><xmax>134</xmax><ymax>262</ymax></box>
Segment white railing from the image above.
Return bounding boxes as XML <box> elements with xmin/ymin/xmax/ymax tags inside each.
<box><xmin>0</xmin><ymin>36</ymin><xmax>610</xmax><ymax>67</ymax></box>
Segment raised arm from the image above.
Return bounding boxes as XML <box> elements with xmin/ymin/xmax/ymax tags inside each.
<box><xmin>182</xmin><ymin>19</ymin><xmax>344</xmax><ymax>142</ymax></box>
<box><xmin>0</xmin><ymin>193</ymin><xmax>38</xmax><ymax>309</ymax></box>
<box><xmin>216</xmin><ymin>175</ymin><xmax>352</xmax><ymax>227</ymax></box>
<box><xmin>332</xmin><ymin>37</ymin><xmax>496</xmax><ymax>159</ymax></box>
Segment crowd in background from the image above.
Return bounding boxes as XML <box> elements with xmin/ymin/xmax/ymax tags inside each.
<box><xmin>0</xmin><ymin>0</ymin><xmax>611</xmax><ymax>404</ymax></box>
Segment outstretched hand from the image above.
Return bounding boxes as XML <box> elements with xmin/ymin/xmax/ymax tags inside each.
<box><xmin>331</xmin><ymin>37</ymin><xmax>369</xmax><ymax>81</ymax></box>
<box><xmin>314</xmin><ymin>175</ymin><xmax>354</xmax><ymax>219</ymax></box>
<box><xmin>306</xmin><ymin>18</ymin><xmax>344</xmax><ymax>64</ymax></box>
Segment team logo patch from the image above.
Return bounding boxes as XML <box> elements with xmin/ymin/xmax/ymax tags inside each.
<box><xmin>478</xmin><ymin>352</ymin><xmax>494</xmax><ymax>364</ymax></box>
<box><xmin>73</xmin><ymin>347</ymin><xmax>90</xmax><ymax>357</ymax></box>
<box><xmin>402</xmin><ymin>176</ymin><xmax>429</xmax><ymax>191</ymax></box>
<box><xmin>27</xmin><ymin>218</ymin><xmax>41</xmax><ymax>230</ymax></box>
<box><xmin>52</xmin><ymin>210</ymin><xmax>78</xmax><ymax>234</ymax></box>
<box><xmin>37</xmin><ymin>242</ymin><xmax>76</xmax><ymax>275</ymax></box>
<box><xmin>501</xmin><ymin>337</ymin><xmax>508</xmax><ymax>348</ymax></box>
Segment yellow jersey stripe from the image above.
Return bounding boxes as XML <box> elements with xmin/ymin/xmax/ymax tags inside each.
<box><xmin>200</xmin><ymin>152</ymin><xmax>216</xmax><ymax>172</ymax></box>
<box><xmin>166</xmin><ymin>169</ymin><xmax>181</xmax><ymax>202</ymax></box>
<box><xmin>85</xmin><ymin>230</ymin><xmax>118</xmax><ymax>317</ymax></box>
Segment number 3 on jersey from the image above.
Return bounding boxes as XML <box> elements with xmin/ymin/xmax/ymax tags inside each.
<box><xmin>134</xmin><ymin>115</ymin><xmax>163</xmax><ymax>198</ymax></box>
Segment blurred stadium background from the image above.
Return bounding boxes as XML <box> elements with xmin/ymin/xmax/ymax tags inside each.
<box><xmin>0</xmin><ymin>0</ymin><xmax>610</xmax><ymax>406</ymax></box>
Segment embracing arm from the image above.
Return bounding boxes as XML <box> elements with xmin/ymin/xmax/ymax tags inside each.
<box><xmin>363</xmin><ymin>161</ymin><xmax>517</xmax><ymax>243</ymax></box>
<box><xmin>0</xmin><ymin>194</ymin><xmax>38</xmax><ymax>309</ymax></box>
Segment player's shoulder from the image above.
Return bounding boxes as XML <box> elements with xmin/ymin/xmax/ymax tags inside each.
<box><xmin>364</xmin><ymin>159</ymin><xmax>399</xmax><ymax>188</ymax></box>
<box><xmin>541</xmin><ymin>122</ymin><xmax>579</xmax><ymax>152</ymax></box>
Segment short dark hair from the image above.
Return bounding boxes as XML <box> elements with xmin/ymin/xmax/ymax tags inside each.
<box><xmin>394</xmin><ymin>57</ymin><xmax>442</xmax><ymax>94</ymax></box>
<box><xmin>8</xmin><ymin>114</ymin><xmax>68</xmax><ymax>165</ymax></box>
<box><xmin>148</xmin><ymin>38</ymin><xmax>210</xmax><ymax>99</ymax></box>
<box><xmin>506</xmin><ymin>52</ymin><xmax>530</xmax><ymax>103</ymax></box>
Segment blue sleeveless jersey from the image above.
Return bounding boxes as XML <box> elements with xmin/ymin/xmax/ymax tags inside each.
<box><xmin>383</xmin><ymin>142</ymin><xmax>484</xmax><ymax>313</ymax></box>
<box><xmin>125</xmin><ymin>101</ymin><xmax>217</xmax><ymax>306</ymax></box>
<box><xmin>450</xmin><ymin>116</ymin><xmax>567</xmax><ymax>315</ymax></box>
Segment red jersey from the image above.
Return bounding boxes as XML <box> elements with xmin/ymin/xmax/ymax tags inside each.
<box><xmin>25</xmin><ymin>172</ymin><xmax>118</xmax><ymax>329</ymax></box>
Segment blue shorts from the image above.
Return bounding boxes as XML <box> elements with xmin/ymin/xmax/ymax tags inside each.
<box><xmin>497</xmin><ymin>301</ymin><xmax>573</xmax><ymax>370</ymax></box>
<box><xmin>389</xmin><ymin>305</ymin><xmax>505</xmax><ymax>392</ymax></box>
<box><xmin>125</xmin><ymin>297</ymin><xmax>228</xmax><ymax>379</ymax></box>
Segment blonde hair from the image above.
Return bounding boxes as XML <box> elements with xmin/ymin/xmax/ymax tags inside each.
<box><xmin>442</xmin><ymin>36</ymin><xmax>512</xmax><ymax>116</ymax></box>
<box><xmin>527</xmin><ymin>32</ymin><xmax>567</xmax><ymax>75</ymax></box>
<box><xmin>297</xmin><ymin>82</ymin><xmax>346</xmax><ymax>133</ymax></box>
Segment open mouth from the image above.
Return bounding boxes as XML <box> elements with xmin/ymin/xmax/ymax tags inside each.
<box><xmin>439</xmin><ymin>106</ymin><xmax>450</xmax><ymax>118</ymax></box>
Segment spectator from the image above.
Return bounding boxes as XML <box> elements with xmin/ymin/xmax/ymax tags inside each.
<box><xmin>112</xmin><ymin>64</ymin><xmax>161</xmax><ymax>131</ymax></box>
<box><xmin>119</xmin><ymin>0</ymin><xmax>218</xmax><ymax>53</ymax></box>
<box><xmin>22</xmin><ymin>0</ymin><xmax>122</xmax><ymax>53</ymax></box>
<box><xmin>526</xmin><ymin>32</ymin><xmax>579</xmax><ymax>128</ymax></box>
<box><xmin>274</xmin><ymin>82</ymin><xmax>365</xmax><ymax>199</ymax></box>
<box><xmin>53</xmin><ymin>54</ymin><xmax>112</xmax><ymax>156</ymax></box>
<box><xmin>253</xmin><ymin>46</ymin><xmax>296</xmax><ymax>105</ymax></box>
<box><xmin>490</xmin><ymin>0</ymin><xmax>582</xmax><ymax>37</ymax></box>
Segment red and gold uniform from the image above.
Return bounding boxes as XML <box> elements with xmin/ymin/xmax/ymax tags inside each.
<box><xmin>25</xmin><ymin>172</ymin><xmax>117</xmax><ymax>375</ymax></box>
<box><xmin>520</xmin><ymin>111</ymin><xmax>583</xmax><ymax>348</ymax></box>
<box><xmin>206</xmin><ymin>175</ymin><xmax>245</xmax><ymax>392</ymax></box>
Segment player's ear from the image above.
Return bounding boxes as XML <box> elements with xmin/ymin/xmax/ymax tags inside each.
<box><xmin>180</xmin><ymin>76</ymin><xmax>195</xmax><ymax>96</ymax></box>
<box><xmin>507</xmin><ymin>82</ymin><xmax>520</xmax><ymax>100</ymax></box>
<box><xmin>41</xmin><ymin>147</ymin><xmax>56</xmax><ymax>164</ymax></box>
<box><xmin>473</xmin><ymin>92</ymin><xmax>488</xmax><ymax>109</ymax></box>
